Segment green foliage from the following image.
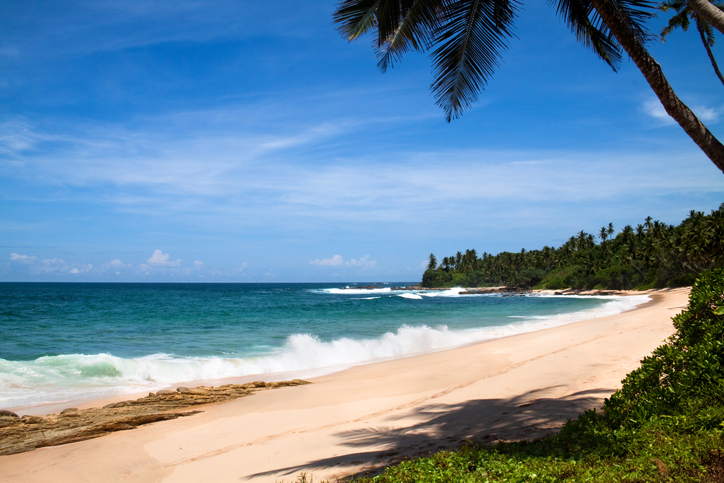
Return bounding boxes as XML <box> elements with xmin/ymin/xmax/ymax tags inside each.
<box><xmin>423</xmin><ymin>205</ymin><xmax>724</xmax><ymax>289</ymax></box>
<box><xmin>421</xmin><ymin>269</ymin><xmax>453</xmax><ymax>287</ymax></box>
<box><xmin>348</xmin><ymin>270</ymin><xmax>724</xmax><ymax>483</ymax></box>
<box><xmin>604</xmin><ymin>269</ymin><xmax>724</xmax><ymax>428</ymax></box>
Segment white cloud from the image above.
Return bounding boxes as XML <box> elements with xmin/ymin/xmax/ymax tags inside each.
<box><xmin>193</xmin><ymin>260</ymin><xmax>204</xmax><ymax>269</ymax></box>
<box><xmin>642</xmin><ymin>98</ymin><xmax>719</xmax><ymax>125</ymax></box>
<box><xmin>642</xmin><ymin>99</ymin><xmax>675</xmax><ymax>125</ymax></box>
<box><xmin>0</xmin><ymin>120</ymin><xmax>50</xmax><ymax>155</ymax></box>
<box><xmin>147</xmin><ymin>249</ymin><xmax>181</xmax><ymax>266</ymax></box>
<box><xmin>100</xmin><ymin>259</ymin><xmax>131</xmax><ymax>273</ymax></box>
<box><xmin>693</xmin><ymin>105</ymin><xmax>719</xmax><ymax>122</ymax></box>
<box><xmin>74</xmin><ymin>264</ymin><xmax>93</xmax><ymax>273</ymax></box>
<box><xmin>346</xmin><ymin>255</ymin><xmax>376</xmax><ymax>269</ymax></box>
<box><xmin>37</xmin><ymin>258</ymin><xmax>67</xmax><ymax>273</ymax></box>
<box><xmin>311</xmin><ymin>254</ymin><xmax>377</xmax><ymax>269</ymax></box>
<box><xmin>311</xmin><ymin>254</ymin><xmax>344</xmax><ymax>267</ymax></box>
<box><xmin>10</xmin><ymin>253</ymin><xmax>36</xmax><ymax>263</ymax></box>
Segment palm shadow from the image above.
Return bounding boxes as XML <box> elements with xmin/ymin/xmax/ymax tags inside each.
<box><xmin>244</xmin><ymin>386</ymin><xmax>614</xmax><ymax>481</ymax></box>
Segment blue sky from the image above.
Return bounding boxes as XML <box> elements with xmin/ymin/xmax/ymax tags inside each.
<box><xmin>1</xmin><ymin>1</ymin><xmax>723</xmax><ymax>282</ymax></box>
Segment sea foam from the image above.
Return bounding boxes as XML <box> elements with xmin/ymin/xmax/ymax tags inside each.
<box><xmin>0</xmin><ymin>293</ymin><xmax>650</xmax><ymax>410</ymax></box>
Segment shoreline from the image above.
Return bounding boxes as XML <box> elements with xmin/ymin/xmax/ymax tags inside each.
<box><xmin>0</xmin><ymin>287</ymin><xmax>690</xmax><ymax>482</ymax></box>
<box><xmin>5</xmin><ymin>289</ymin><xmax>653</xmax><ymax>416</ymax></box>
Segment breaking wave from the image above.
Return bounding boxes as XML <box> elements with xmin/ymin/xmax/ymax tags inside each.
<box><xmin>0</xmin><ymin>294</ymin><xmax>650</xmax><ymax>410</ymax></box>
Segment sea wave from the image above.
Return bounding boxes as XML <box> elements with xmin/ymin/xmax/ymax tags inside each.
<box><xmin>0</xmin><ymin>294</ymin><xmax>650</xmax><ymax>410</ymax></box>
<box><xmin>319</xmin><ymin>287</ymin><xmax>467</xmax><ymax>298</ymax></box>
<box><xmin>320</xmin><ymin>287</ymin><xmax>393</xmax><ymax>294</ymax></box>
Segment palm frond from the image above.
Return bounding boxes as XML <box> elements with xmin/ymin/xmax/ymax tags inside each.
<box><xmin>700</xmin><ymin>17</ymin><xmax>716</xmax><ymax>45</ymax></box>
<box><xmin>659</xmin><ymin>0</ymin><xmax>687</xmax><ymax>13</ymax></box>
<box><xmin>607</xmin><ymin>0</ymin><xmax>657</xmax><ymax>44</ymax></box>
<box><xmin>376</xmin><ymin>0</ymin><xmax>445</xmax><ymax>72</ymax></box>
<box><xmin>334</xmin><ymin>0</ymin><xmax>381</xmax><ymax>40</ymax></box>
<box><xmin>430</xmin><ymin>0</ymin><xmax>519</xmax><ymax>121</ymax></box>
<box><xmin>553</xmin><ymin>0</ymin><xmax>622</xmax><ymax>69</ymax></box>
<box><xmin>661</xmin><ymin>8</ymin><xmax>692</xmax><ymax>40</ymax></box>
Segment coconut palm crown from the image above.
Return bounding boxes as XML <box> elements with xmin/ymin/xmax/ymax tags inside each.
<box><xmin>333</xmin><ymin>0</ymin><xmax>724</xmax><ymax>173</ymax></box>
<box><xmin>334</xmin><ymin>0</ymin><xmax>652</xmax><ymax>121</ymax></box>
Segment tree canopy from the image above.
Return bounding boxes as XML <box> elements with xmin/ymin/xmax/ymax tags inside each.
<box><xmin>421</xmin><ymin>204</ymin><xmax>724</xmax><ymax>289</ymax></box>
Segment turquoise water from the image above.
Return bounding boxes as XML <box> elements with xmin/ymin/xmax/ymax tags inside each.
<box><xmin>0</xmin><ymin>283</ymin><xmax>649</xmax><ymax>409</ymax></box>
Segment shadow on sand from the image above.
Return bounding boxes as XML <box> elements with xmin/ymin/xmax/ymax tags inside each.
<box><xmin>245</xmin><ymin>386</ymin><xmax>614</xmax><ymax>481</ymax></box>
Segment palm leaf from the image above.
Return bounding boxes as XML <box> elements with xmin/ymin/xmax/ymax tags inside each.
<box><xmin>607</xmin><ymin>0</ymin><xmax>657</xmax><ymax>44</ymax></box>
<box><xmin>376</xmin><ymin>0</ymin><xmax>445</xmax><ymax>72</ymax></box>
<box><xmin>334</xmin><ymin>0</ymin><xmax>381</xmax><ymax>40</ymax></box>
<box><xmin>701</xmin><ymin>19</ymin><xmax>716</xmax><ymax>45</ymax></box>
<box><xmin>661</xmin><ymin>7</ymin><xmax>692</xmax><ymax>40</ymax></box>
<box><xmin>553</xmin><ymin>0</ymin><xmax>622</xmax><ymax>69</ymax></box>
<box><xmin>430</xmin><ymin>0</ymin><xmax>519</xmax><ymax>121</ymax></box>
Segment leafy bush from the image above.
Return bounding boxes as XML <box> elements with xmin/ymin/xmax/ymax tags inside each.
<box><xmin>604</xmin><ymin>269</ymin><xmax>724</xmax><ymax>428</ymax></box>
<box><xmin>421</xmin><ymin>269</ymin><xmax>453</xmax><ymax>287</ymax></box>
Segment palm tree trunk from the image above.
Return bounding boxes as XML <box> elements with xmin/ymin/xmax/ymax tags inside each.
<box><xmin>590</xmin><ymin>0</ymin><xmax>724</xmax><ymax>174</ymax></box>
<box><xmin>688</xmin><ymin>0</ymin><xmax>724</xmax><ymax>36</ymax></box>
<box><xmin>697</xmin><ymin>18</ymin><xmax>724</xmax><ymax>86</ymax></box>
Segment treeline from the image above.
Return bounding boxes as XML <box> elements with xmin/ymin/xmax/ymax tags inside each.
<box><xmin>422</xmin><ymin>204</ymin><xmax>724</xmax><ymax>290</ymax></box>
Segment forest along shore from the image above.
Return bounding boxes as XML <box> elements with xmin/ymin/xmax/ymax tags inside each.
<box><xmin>343</xmin><ymin>283</ymin><xmax>651</xmax><ymax>296</ymax></box>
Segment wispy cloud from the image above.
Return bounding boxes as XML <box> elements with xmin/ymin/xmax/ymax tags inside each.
<box><xmin>311</xmin><ymin>254</ymin><xmax>377</xmax><ymax>269</ymax></box>
<box><xmin>10</xmin><ymin>253</ymin><xmax>36</xmax><ymax>263</ymax></box>
<box><xmin>642</xmin><ymin>99</ymin><xmax>674</xmax><ymax>125</ymax></box>
<box><xmin>311</xmin><ymin>255</ymin><xmax>344</xmax><ymax>267</ymax></box>
<box><xmin>4</xmin><ymin>1</ymin><xmax>331</xmax><ymax>61</ymax></box>
<box><xmin>693</xmin><ymin>105</ymin><xmax>720</xmax><ymax>123</ymax></box>
<box><xmin>9</xmin><ymin>253</ymin><xmax>96</xmax><ymax>275</ymax></box>
<box><xmin>642</xmin><ymin>98</ymin><xmax>720</xmax><ymax>125</ymax></box>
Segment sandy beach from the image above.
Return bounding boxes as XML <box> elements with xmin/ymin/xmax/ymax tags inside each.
<box><xmin>0</xmin><ymin>288</ymin><xmax>690</xmax><ymax>483</ymax></box>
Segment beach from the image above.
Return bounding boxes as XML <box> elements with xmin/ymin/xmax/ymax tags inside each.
<box><xmin>0</xmin><ymin>287</ymin><xmax>690</xmax><ymax>482</ymax></box>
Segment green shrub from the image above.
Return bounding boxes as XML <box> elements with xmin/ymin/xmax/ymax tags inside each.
<box><xmin>421</xmin><ymin>269</ymin><xmax>453</xmax><ymax>288</ymax></box>
<box><xmin>593</xmin><ymin>265</ymin><xmax>636</xmax><ymax>290</ymax></box>
<box><xmin>604</xmin><ymin>268</ymin><xmax>724</xmax><ymax>428</ymax></box>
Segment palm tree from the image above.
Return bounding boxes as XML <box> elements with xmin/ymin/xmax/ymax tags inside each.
<box><xmin>660</xmin><ymin>0</ymin><xmax>724</xmax><ymax>85</ymax></box>
<box><xmin>333</xmin><ymin>0</ymin><xmax>724</xmax><ymax>173</ymax></box>
<box><xmin>599</xmin><ymin>226</ymin><xmax>610</xmax><ymax>243</ymax></box>
<box><xmin>687</xmin><ymin>0</ymin><xmax>724</xmax><ymax>35</ymax></box>
<box><xmin>427</xmin><ymin>253</ymin><xmax>438</xmax><ymax>270</ymax></box>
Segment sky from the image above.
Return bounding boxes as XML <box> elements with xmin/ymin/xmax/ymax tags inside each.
<box><xmin>1</xmin><ymin>1</ymin><xmax>723</xmax><ymax>282</ymax></box>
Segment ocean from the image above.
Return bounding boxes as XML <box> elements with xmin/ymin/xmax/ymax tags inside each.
<box><xmin>0</xmin><ymin>282</ymin><xmax>649</xmax><ymax>411</ymax></box>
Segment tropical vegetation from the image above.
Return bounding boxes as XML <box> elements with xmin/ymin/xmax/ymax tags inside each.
<box><xmin>336</xmin><ymin>269</ymin><xmax>724</xmax><ymax>482</ymax></box>
<box><xmin>333</xmin><ymin>0</ymin><xmax>724</xmax><ymax>173</ymax></box>
<box><xmin>421</xmin><ymin>204</ymin><xmax>724</xmax><ymax>289</ymax></box>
